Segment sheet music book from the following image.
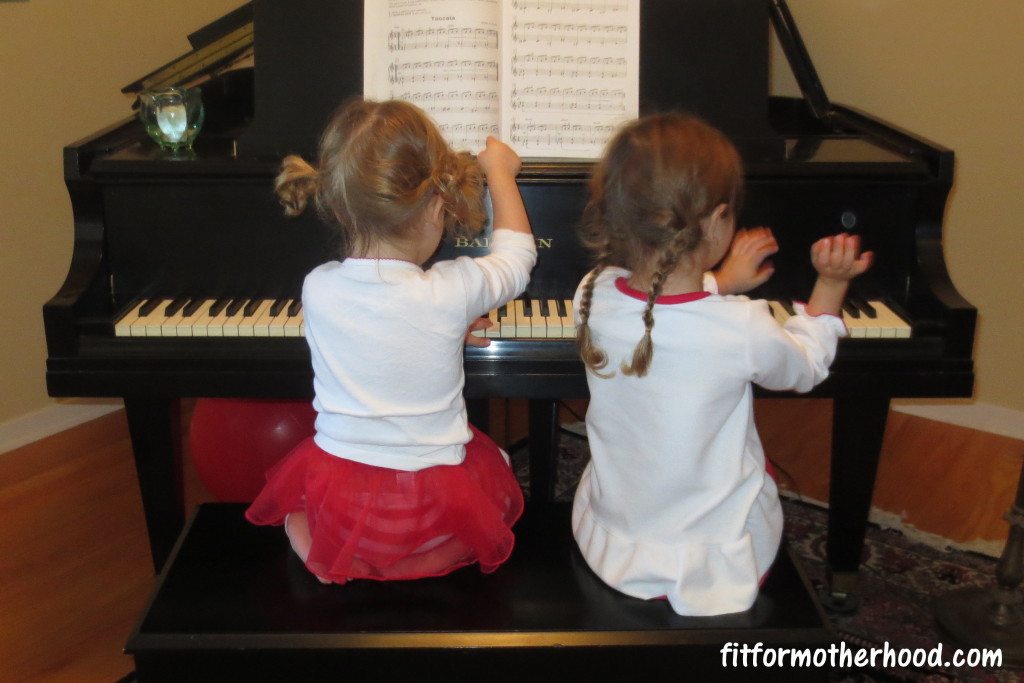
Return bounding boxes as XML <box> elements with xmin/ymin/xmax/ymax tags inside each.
<box><xmin>364</xmin><ymin>0</ymin><xmax>640</xmax><ymax>159</ymax></box>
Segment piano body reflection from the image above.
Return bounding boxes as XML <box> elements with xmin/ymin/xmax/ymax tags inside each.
<box><xmin>43</xmin><ymin>0</ymin><xmax>975</xmax><ymax>605</ymax></box>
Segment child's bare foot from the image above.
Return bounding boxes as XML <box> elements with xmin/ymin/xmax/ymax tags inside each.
<box><xmin>285</xmin><ymin>512</ymin><xmax>332</xmax><ymax>585</ymax></box>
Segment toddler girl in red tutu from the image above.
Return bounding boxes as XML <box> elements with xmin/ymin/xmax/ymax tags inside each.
<box><xmin>245</xmin><ymin>99</ymin><xmax>535</xmax><ymax>584</ymax></box>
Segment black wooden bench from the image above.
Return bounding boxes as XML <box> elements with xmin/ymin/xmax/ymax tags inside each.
<box><xmin>127</xmin><ymin>503</ymin><xmax>834</xmax><ymax>682</ymax></box>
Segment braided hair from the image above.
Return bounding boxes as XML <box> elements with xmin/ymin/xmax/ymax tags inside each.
<box><xmin>274</xmin><ymin>98</ymin><xmax>486</xmax><ymax>258</ymax></box>
<box><xmin>577</xmin><ymin>113</ymin><xmax>743</xmax><ymax>377</ymax></box>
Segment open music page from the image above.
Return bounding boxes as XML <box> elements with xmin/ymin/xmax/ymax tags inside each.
<box><xmin>363</xmin><ymin>0</ymin><xmax>639</xmax><ymax>159</ymax></box>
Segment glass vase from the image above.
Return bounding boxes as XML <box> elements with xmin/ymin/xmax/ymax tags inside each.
<box><xmin>138</xmin><ymin>86</ymin><xmax>205</xmax><ymax>153</ymax></box>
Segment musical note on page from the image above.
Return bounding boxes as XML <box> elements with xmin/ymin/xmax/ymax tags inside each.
<box><xmin>511</xmin><ymin>0</ymin><xmax>629</xmax><ymax>13</ymax></box>
<box><xmin>389</xmin><ymin>60</ymin><xmax>499</xmax><ymax>86</ymax></box>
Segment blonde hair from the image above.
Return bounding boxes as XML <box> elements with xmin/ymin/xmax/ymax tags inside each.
<box><xmin>577</xmin><ymin>113</ymin><xmax>743</xmax><ymax>377</ymax></box>
<box><xmin>275</xmin><ymin>98</ymin><xmax>486</xmax><ymax>257</ymax></box>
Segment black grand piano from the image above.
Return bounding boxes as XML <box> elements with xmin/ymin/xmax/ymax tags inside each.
<box><xmin>44</xmin><ymin>0</ymin><xmax>974</xmax><ymax>618</ymax></box>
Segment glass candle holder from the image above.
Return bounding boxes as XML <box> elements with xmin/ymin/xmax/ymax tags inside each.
<box><xmin>138</xmin><ymin>86</ymin><xmax>205</xmax><ymax>153</ymax></box>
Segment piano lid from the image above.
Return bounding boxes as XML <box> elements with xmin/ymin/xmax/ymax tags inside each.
<box><xmin>235</xmin><ymin>0</ymin><xmax>782</xmax><ymax>160</ymax></box>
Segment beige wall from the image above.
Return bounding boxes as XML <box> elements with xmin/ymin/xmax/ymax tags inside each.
<box><xmin>0</xmin><ymin>0</ymin><xmax>241</xmax><ymax>424</ymax></box>
<box><xmin>1</xmin><ymin>1</ymin><xmax>1021</xmax><ymax>427</ymax></box>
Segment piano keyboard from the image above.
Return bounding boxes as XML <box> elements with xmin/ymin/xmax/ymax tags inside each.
<box><xmin>472</xmin><ymin>299</ymin><xmax>577</xmax><ymax>339</ymax></box>
<box><xmin>114</xmin><ymin>297</ymin><xmax>305</xmax><ymax>337</ymax></box>
<box><xmin>113</xmin><ymin>296</ymin><xmax>910</xmax><ymax>340</ymax></box>
<box><xmin>767</xmin><ymin>297</ymin><xmax>911</xmax><ymax>338</ymax></box>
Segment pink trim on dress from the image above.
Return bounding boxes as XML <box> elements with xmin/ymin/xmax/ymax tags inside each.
<box><xmin>614</xmin><ymin>277</ymin><xmax>712</xmax><ymax>305</ymax></box>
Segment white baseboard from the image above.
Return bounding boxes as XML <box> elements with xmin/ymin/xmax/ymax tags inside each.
<box><xmin>0</xmin><ymin>401</ymin><xmax>124</xmax><ymax>455</ymax></box>
<box><xmin>779</xmin><ymin>491</ymin><xmax>1004</xmax><ymax>557</ymax></box>
<box><xmin>892</xmin><ymin>400</ymin><xmax>1024</xmax><ymax>442</ymax></box>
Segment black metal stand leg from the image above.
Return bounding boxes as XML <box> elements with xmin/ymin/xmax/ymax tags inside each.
<box><xmin>124</xmin><ymin>396</ymin><xmax>184</xmax><ymax>573</ymax></box>
<box><xmin>935</xmin><ymin>458</ymin><xmax>1024</xmax><ymax>666</ymax></box>
<box><xmin>466</xmin><ymin>398</ymin><xmax>490</xmax><ymax>434</ymax></box>
<box><xmin>824</xmin><ymin>393</ymin><xmax>890</xmax><ymax>610</ymax></box>
<box><xmin>527</xmin><ymin>399</ymin><xmax>560</xmax><ymax>504</ymax></box>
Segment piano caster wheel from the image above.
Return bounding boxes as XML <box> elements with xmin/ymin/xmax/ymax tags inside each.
<box><xmin>815</xmin><ymin>583</ymin><xmax>860</xmax><ymax>614</ymax></box>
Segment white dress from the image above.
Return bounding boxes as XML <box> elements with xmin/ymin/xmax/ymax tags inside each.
<box><xmin>572</xmin><ymin>267</ymin><xmax>846</xmax><ymax>616</ymax></box>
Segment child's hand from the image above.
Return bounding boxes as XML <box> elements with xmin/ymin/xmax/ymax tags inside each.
<box><xmin>476</xmin><ymin>136</ymin><xmax>532</xmax><ymax>237</ymax></box>
<box><xmin>810</xmin><ymin>233</ymin><xmax>873</xmax><ymax>283</ymax></box>
<box><xmin>465</xmin><ymin>317</ymin><xmax>493</xmax><ymax>348</ymax></box>
<box><xmin>477</xmin><ymin>136</ymin><xmax>522</xmax><ymax>179</ymax></box>
<box><xmin>713</xmin><ymin>227</ymin><xmax>778</xmax><ymax>294</ymax></box>
<box><xmin>805</xmin><ymin>233</ymin><xmax>873</xmax><ymax>317</ymax></box>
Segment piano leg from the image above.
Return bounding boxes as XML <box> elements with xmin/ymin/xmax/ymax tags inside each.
<box><xmin>528</xmin><ymin>399</ymin><xmax>560</xmax><ymax>504</ymax></box>
<box><xmin>124</xmin><ymin>397</ymin><xmax>185</xmax><ymax>572</ymax></box>
<box><xmin>825</xmin><ymin>393</ymin><xmax>890</xmax><ymax>610</ymax></box>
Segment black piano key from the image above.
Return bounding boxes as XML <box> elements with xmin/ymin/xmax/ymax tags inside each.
<box><xmin>497</xmin><ymin>304</ymin><xmax>508</xmax><ymax>317</ymax></box>
<box><xmin>539</xmin><ymin>299</ymin><xmax>551</xmax><ymax>317</ymax></box>
<box><xmin>209</xmin><ymin>297</ymin><xmax>231</xmax><ymax>316</ymax></box>
<box><xmin>780</xmin><ymin>300</ymin><xmax>796</xmax><ymax>316</ymax></box>
<box><xmin>269</xmin><ymin>298</ymin><xmax>287</xmax><ymax>317</ymax></box>
<box><xmin>522</xmin><ymin>298</ymin><xmax>533</xmax><ymax>317</ymax></box>
<box><xmin>138</xmin><ymin>298</ymin><xmax>162</xmax><ymax>317</ymax></box>
<box><xmin>225</xmin><ymin>298</ymin><xmax>246</xmax><ymax>316</ymax></box>
<box><xmin>181</xmin><ymin>298</ymin><xmax>204</xmax><ymax>317</ymax></box>
<box><xmin>287</xmin><ymin>299</ymin><xmax>303</xmax><ymax>317</ymax></box>
<box><xmin>164</xmin><ymin>296</ymin><xmax>190</xmax><ymax>317</ymax></box>
<box><xmin>556</xmin><ymin>299</ymin><xmax>567</xmax><ymax>317</ymax></box>
<box><xmin>243</xmin><ymin>299</ymin><xmax>260</xmax><ymax>317</ymax></box>
<box><xmin>849</xmin><ymin>294</ymin><xmax>877</xmax><ymax>318</ymax></box>
<box><xmin>842</xmin><ymin>300</ymin><xmax>860</xmax><ymax>318</ymax></box>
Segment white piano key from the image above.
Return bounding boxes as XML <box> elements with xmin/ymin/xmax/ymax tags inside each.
<box><xmin>561</xmin><ymin>299</ymin><xmax>576</xmax><ymax>339</ymax></box>
<box><xmin>220</xmin><ymin>299</ymin><xmax>249</xmax><ymax>337</ymax></box>
<box><xmin>484</xmin><ymin>308</ymin><xmax>500</xmax><ymax>338</ymax></box>
<box><xmin>173</xmin><ymin>299</ymin><xmax>206</xmax><ymax>337</ymax></box>
<box><xmin>872</xmin><ymin>302</ymin><xmax>912</xmax><ymax>338</ymax></box>
<box><xmin>841</xmin><ymin>308</ymin><xmax>872</xmax><ymax>338</ymax></box>
<box><xmin>250</xmin><ymin>299</ymin><xmax>275</xmax><ymax>337</ymax></box>
<box><xmin>284</xmin><ymin>307</ymin><xmax>305</xmax><ymax>337</ymax></box>
<box><xmin>544</xmin><ymin>299</ymin><xmax>563</xmax><ymax>338</ymax></box>
<box><xmin>115</xmin><ymin>300</ymin><xmax>148</xmax><ymax>337</ymax></box>
<box><xmin>186</xmin><ymin>299</ymin><xmax>220</xmax><ymax>337</ymax></box>
<box><xmin>161</xmin><ymin>308</ymin><xmax>189</xmax><ymax>337</ymax></box>
<box><xmin>265</xmin><ymin>299</ymin><xmax>293</xmax><ymax>337</ymax></box>
<box><xmin>134</xmin><ymin>299</ymin><xmax>169</xmax><ymax>337</ymax></box>
<box><xmin>204</xmin><ymin>299</ymin><xmax>234</xmax><ymax>337</ymax></box>
<box><xmin>528</xmin><ymin>299</ymin><xmax>547</xmax><ymax>338</ymax></box>
<box><xmin>513</xmin><ymin>300</ymin><xmax>532</xmax><ymax>338</ymax></box>
<box><xmin>498</xmin><ymin>302</ymin><xmax>517</xmax><ymax>338</ymax></box>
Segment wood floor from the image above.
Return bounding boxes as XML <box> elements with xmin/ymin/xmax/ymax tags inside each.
<box><xmin>0</xmin><ymin>399</ymin><xmax>1021</xmax><ymax>682</ymax></box>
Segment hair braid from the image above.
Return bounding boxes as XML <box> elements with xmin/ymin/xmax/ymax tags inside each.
<box><xmin>576</xmin><ymin>112</ymin><xmax>744</xmax><ymax>380</ymax></box>
<box><xmin>621</xmin><ymin>228</ymin><xmax>690</xmax><ymax>377</ymax></box>
<box><xmin>577</xmin><ymin>244</ymin><xmax>614</xmax><ymax>378</ymax></box>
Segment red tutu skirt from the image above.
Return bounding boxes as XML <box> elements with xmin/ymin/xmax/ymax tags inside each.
<box><xmin>245</xmin><ymin>425</ymin><xmax>523</xmax><ymax>583</ymax></box>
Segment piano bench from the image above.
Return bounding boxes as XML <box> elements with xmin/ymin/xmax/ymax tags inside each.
<box><xmin>126</xmin><ymin>503</ymin><xmax>833</xmax><ymax>682</ymax></box>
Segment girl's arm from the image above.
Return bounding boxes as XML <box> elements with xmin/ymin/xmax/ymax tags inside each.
<box><xmin>804</xmin><ymin>233</ymin><xmax>873</xmax><ymax>316</ymax></box>
<box><xmin>476</xmin><ymin>136</ymin><xmax>532</xmax><ymax>237</ymax></box>
<box><xmin>463</xmin><ymin>138</ymin><xmax>534</xmax><ymax>347</ymax></box>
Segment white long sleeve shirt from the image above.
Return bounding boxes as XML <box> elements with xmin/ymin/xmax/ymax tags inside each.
<box><xmin>303</xmin><ymin>229</ymin><xmax>537</xmax><ymax>471</ymax></box>
<box><xmin>572</xmin><ymin>267</ymin><xmax>846</xmax><ymax>616</ymax></box>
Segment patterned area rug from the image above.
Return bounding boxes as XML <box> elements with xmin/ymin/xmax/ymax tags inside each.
<box><xmin>510</xmin><ymin>430</ymin><xmax>1024</xmax><ymax>682</ymax></box>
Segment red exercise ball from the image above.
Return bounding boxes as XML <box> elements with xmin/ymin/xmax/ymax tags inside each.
<box><xmin>189</xmin><ymin>398</ymin><xmax>316</xmax><ymax>502</ymax></box>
